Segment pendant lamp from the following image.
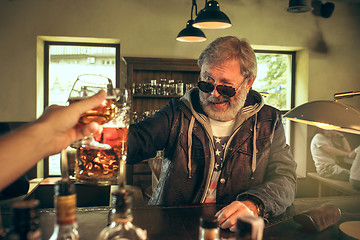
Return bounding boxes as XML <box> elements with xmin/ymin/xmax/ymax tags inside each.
<box><xmin>287</xmin><ymin>0</ymin><xmax>312</xmax><ymax>13</ymax></box>
<box><xmin>176</xmin><ymin>0</ymin><xmax>207</xmax><ymax>42</ymax></box>
<box><xmin>193</xmin><ymin>0</ymin><xmax>231</xmax><ymax>29</ymax></box>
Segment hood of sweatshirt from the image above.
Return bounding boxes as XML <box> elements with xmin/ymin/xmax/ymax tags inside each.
<box><xmin>180</xmin><ymin>87</ymin><xmax>264</xmax><ymax>133</ymax></box>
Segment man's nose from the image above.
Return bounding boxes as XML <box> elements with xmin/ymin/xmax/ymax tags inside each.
<box><xmin>211</xmin><ymin>85</ymin><xmax>221</xmax><ymax>97</ymax></box>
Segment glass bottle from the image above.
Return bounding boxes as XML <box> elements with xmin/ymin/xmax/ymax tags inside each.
<box><xmin>49</xmin><ymin>180</ymin><xmax>79</xmax><ymax>240</ymax></box>
<box><xmin>150</xmin><ymin>80</ymin><xmax>157</xmax><ymax>95</ymax></box>
<box><xmin>176</xmin><ymin>80</ymin><xmax>184</xmax><ymax>96</ymax></box>
<box><xmin>168</xmin><ymin>79</ymin><xmax>176</xmax><ymax>95</ymax></box>
<box><xmin>97</xmin><ymin>189</ymin><xmax>147</xmax><ymax>240</ymax></box>
<box><xmin>235</xmin><ymin>215</ymin><xmax>264</xmax><ymax>240</ymax></box>
<box><xmin>199</xmin><ymin>217</ymin><xmax>220</xmax><ymax>240</ymax></box>
<box><xmin>160</xmin><ymin>78</ymin><xmax>169</xmax><ymax>95</ymax></box>
<box><xmin>8</xmin><ymin>199</ymin><xmax>42</xmax><ymax>240</ymax></box>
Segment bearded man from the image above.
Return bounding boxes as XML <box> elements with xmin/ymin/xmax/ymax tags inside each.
<box><xmin>128</xmin><ymin>36</ymin><xmax>297</xmax><ymax>232</ymax></box>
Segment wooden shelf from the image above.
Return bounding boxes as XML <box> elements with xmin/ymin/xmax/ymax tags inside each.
<box><xmin>133</xmin><ymin>94</ymin><xmax>182</xmax><ymax>99</ymax></box>
<box><xmin>123</xmin><ymin>57</ymin><xmax>200</xmax><ymax>193</ymax></box>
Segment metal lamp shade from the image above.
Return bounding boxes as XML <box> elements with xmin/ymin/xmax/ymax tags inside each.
<box><xmin>287</xmin><ymin>0</ymin><xmax>312</xmax><ymax>13</ymax></box>
<box><xmin>193</xmin><ymin>0</ymin><xmax>231</xmax><ymax>29</ymax></box>
<box><xmin>176</xmin><ymin>20</ymin><xmax>207</xmax><ymax>42</ymax></box>
<box><xmin>284</xmin><ymin>100</ymin><xmax>360</xmax><ymax>135</ymax></box>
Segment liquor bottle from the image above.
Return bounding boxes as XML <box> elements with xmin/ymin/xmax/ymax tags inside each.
<box><xmin>198</xmin><ymin>216</ymin><xmax>220</xmax><ymax>240</ymax></box>
<box><xmin>97</xmin><ymin>189</ymin><xmax>147</xmax><ymax>240</ymax></box>
<box><xmin>8</xmin><ymin>199</ymin><xmax>42</xmax><ymax>240</ymax></box>
<box><xmin>49</xmin><ymin>180</ymin><xmax>79</xmax><ymax>240</ymax></box>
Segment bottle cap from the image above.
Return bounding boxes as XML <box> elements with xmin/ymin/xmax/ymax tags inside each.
<box><xmin>112</xmin><ymin>189</ymin><xmax>133</xmax><ymax>212</ymax></box>
<box><xmin>200</xmin><ymin>217</ymin><xmax>218</xmax><ymax>229</ymax></box>
<box><xmin>236</xmin><ymin>215</ymin><xmax>264</xmax><ymax>240</ymax></box>
<box><xmin>55</xmin><ymin>180</ymin><xmax>76</xmax><ymax>196</ymax></box>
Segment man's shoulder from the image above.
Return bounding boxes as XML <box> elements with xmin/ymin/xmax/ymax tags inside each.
<box><xmin>311</xmin><ymin>133</ymin><xmax>329</xmax><ymax>147</ymax></box>
<box><xmin>166</xmin><ymin>97</ymin><xmax>194</xmax><ymax>120</ymax></box>
<box><xmin>257</xmin><ymin>104</ymin><xmax>281</xmax><ymax>118</ymax></box>
<box><xmin>261</xmin><ymin>104</ymin><xmax>280</xmax><ymax>112</ymax></box>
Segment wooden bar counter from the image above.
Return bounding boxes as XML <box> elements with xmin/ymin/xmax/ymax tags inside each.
<box><xmin>1</xmin><ymin>196</ymin><xmax>359</xmax><ymax>239</ymax></box>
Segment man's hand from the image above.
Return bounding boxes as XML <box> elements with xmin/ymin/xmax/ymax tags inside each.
<box><xmin>215</xmin><ymin>200</ymin><xmax>258</xmax><ymax>232</ymax></box>
<box><xmin>36</xmin><ymin>90</ymin><xmax>107</xmax><ymax>155</ymax></box>
<box><xmin>0</xmin><ymin>90</ymin><xmax>107</xmax><ymax>191</ymax></box>
<box><xmin>349</xmin><ymin>150</ymin><xmax>356</xmax><ymax>159</ymax></box>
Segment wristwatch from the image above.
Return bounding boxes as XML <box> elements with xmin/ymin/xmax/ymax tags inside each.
<box><xmin>237</xmin><ymin>194</ymin><xmax>265</xmax><ymax>218</ymax></box>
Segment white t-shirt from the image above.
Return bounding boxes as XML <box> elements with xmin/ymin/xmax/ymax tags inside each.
<box><xmin>204</xmin><ymin>118</ymin><xmax>235</xmax><ymax>203</ymax></box>
<box><xmin>350</xmin><ymin>146</ymin><xmax>360</xmax><ymax>181</ymax></box>
<box><xmin>209</xmin><ymin>118</ymin><xmax>235</xmax><ymax>137</ymax></box>
<box><xmin>310</xmin><ymin>133</ymin><xmax>337</xmax><ymax>168</ymax></box>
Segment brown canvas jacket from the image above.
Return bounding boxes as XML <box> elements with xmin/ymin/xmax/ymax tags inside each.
<box><xmin>127</xmin><ymin>88</ymin><xmax>297</xmax><ymax>218</ymax></box>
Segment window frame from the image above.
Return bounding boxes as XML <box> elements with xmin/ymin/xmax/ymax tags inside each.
<box><xmin>254</xmin><ymin>49</ymin><xmax>296</xmax><ymax>147</ymax></box>
<box><xmin>254</xmin><ymin>49</ymin><xmax>296</xmax><ymax>114</ymax></box>
<box><xmin>43</xmin><ymin>41</ymin><xmax>121</xmax><ymax>177</ymax></box>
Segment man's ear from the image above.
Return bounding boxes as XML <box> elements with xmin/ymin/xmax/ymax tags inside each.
<box><xmin>246</xmin><ymin>76</ymin><xmax>255</xmax><ymax>91</ymax></box>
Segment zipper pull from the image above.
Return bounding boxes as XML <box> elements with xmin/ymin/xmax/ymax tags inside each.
<box><xmin>250</xmin><ymin>171</ymin><xmax>255</xmax><ymax>180</ymax></box>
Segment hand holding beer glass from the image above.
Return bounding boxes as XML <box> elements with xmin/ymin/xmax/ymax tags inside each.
<box><xmin>60</xmin><ymin>74</ymin><xmax>118</xmax><ymax>181</ymax></box>
<box><xmin>60</xmin><ymin>74</ymin><xmax>131</xmax><ymax>186</ymax></box>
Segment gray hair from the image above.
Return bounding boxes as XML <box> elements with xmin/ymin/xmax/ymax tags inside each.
<box><xmin>198</xmin><ymin>36</ymin><xmax>257</xmax><ymax>79</ymax></box>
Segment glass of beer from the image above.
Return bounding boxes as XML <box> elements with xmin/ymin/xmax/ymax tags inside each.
<box><xmin>68</xmin><ymin>74</ymin><xmax>118</xmax><ymax>150</ymax></box>
<box><xmin>74</xmin><ymin>89</ymin><xmax>131</xmax><ymax>186</ymax></box>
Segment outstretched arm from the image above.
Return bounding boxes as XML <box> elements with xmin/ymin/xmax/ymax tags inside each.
<box><xmin>320</xmin><ymin>142</ymin><xmax>355</xmax><ymax>159</ymax></box>
<box><xmin>0</xmin><ymin>90</ymin><xmax>106</xmax><ymax>190</ymax></box>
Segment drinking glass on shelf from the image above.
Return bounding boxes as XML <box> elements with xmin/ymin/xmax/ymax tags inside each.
<box><xmin>74</xmin><ymin>89</ymin><xmax>131</xmax><ymax>186</ymax></box>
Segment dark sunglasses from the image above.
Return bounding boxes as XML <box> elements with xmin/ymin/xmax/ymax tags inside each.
<box><xmin>197</xmin><ymin>80</ymin><xmax>245</xmax><ymax>98</ymax></box>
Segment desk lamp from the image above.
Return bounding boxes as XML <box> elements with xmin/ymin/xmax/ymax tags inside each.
<box><xmin>284</xmin><ymin>91</ymin><xmax>360</xmax><ymax>240</ymax></box>
<box><xmin>283</xmin><ymin>91</ymin><xmax>360</xmax><ymax>135</ymax></box>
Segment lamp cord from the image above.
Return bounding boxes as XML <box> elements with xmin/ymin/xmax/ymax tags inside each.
<box><xmin>191</xmin><ymin>0</ymin><xmax>198</xmax><ymax>20</ymax></box>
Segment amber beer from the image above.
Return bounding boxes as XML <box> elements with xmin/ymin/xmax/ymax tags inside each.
<box><xmin>75</xmin><ymin>127</ymin><xmax>128</xmax><ymax>185</ymax></box>
<box><xmin>68</xmin><ymin>97</ymin><xmax>117</xmax><ymax>125</ymax></box>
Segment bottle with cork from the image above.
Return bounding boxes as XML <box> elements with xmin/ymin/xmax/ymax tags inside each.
<box><xmin>97</xmin><ymin>188</ymin><xmax>147</xmax><ymax>240</ymax></box>
<box><xmin>49</xmin><ymin>179</ymin><xmax>79</xmax><ymax>240</ymax></box>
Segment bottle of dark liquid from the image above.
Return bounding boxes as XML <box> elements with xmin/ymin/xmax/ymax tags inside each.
<box><xmin>8</xmin><ymin>199</ymin><xmax>42</xmax><ymax>240</ymax></box>
<box><xmin>198</xmin><ymin>216</ymin><xmax>220</xmax><ymax>240</ymax></box>
<box><xmin>49</xmin><ymin>180</ymin><xmax>79</xmax><ymax>240</ymax></box>
<box><xmin>97</xmin><ymin>189</ymin><xmax>147</xmax><ymax>240</ymax></box>
<box><xmin>235</xmin><ymin>215</ymin><xmax>264</xmax><ymax>240</ymax></box>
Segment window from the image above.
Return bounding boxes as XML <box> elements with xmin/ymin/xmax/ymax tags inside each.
<box><xmin>253</xmin><ymin>50</ymin><xmax>295</xmax><ymax>143</ymax></box>
<box><xmin>44</xmin><ymin>41</ymin><xmax>120</xmax><ymax>176</ymax></box>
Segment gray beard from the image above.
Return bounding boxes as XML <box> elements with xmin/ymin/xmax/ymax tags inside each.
<box><xmin>199</xmin><ymin>85</ymin><xmax>248</xmax><ymax>121</ymax></box>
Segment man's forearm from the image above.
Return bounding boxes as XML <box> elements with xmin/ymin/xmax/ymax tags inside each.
<box><xmin>321</xmin><ymin>145</ymin><xmax>352</xmax><ymax>158</ymax></box>
<box><xmin>0</xmin><ymin>122</ymin><xmax>49</xmax><ymax>190</ymax></box>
